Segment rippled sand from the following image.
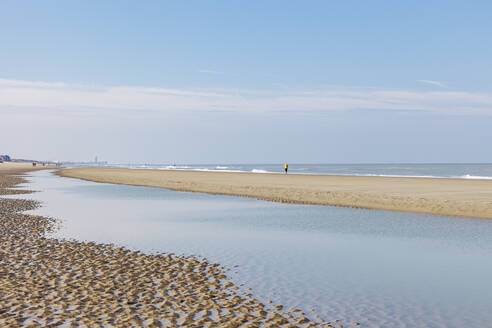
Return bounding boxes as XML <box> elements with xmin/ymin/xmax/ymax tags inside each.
<box><xmin>59</xmin><ymin>167</ymin><xmax>492</xmax><ymax>219</ymax></box>
<box><xmin>1</xmin><ymin>167</ymin><xmax>350</xmax><ymax>327</ymax></box>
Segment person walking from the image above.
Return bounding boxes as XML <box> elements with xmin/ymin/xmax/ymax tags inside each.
<box><xmin>284</xmin><ymin>163</ymin><xmax>288</xmax><ymax>174</ymax></box>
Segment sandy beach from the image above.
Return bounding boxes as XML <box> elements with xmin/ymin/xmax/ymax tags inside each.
<box><xmin>58</xmin><ymin>167</ymin><xmax>492</xmax><ymax>219</ymax></box>
<box><xmin>0</xmin><ymin>162</ymin><xmax>57</xmax><ymax>171</ymax></box>
<box><xmin>1</xmin><ymin>165</ymin><xmax>338</xmax><ymax>327</ymax></box>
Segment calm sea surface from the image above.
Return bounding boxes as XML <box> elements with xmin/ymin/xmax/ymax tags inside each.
<box><xmin>14</xmin><ymin>170</ymin><xmax>492</xmax><ymax>327</ymax></box>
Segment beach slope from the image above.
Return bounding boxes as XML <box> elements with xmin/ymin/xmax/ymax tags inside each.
<box><xmin>58</xmin><ymin>167</ymin><xmax>492</xmax><ymax>219</ymax></box>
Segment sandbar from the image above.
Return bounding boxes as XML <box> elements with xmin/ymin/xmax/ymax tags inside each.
<box><xmin>58</xmin><ymin>167</ymin><xmax>492</xmax><ymax>219</ymax></box>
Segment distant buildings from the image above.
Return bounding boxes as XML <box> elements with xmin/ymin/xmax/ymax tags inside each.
<box><xmin>0</xmin><ymin>155</ymin><xmax>11</xmax><ymax>162</ymax></box>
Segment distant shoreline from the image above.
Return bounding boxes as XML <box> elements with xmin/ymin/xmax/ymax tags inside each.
<box><xmin>57</xmin><ymin>167</ymin><xmax>492</xmax><ymax>219</ymax></box>
<box><xmin>0</xmin><ymin>162</ymin><xmax>58</xmax><ymax>171</ymax></box>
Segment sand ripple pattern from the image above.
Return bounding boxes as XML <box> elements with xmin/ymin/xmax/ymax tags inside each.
<box><xmin>0</xmin><ymin>169</ymin><xmax>349</xmax><ymax>328</ymax></box>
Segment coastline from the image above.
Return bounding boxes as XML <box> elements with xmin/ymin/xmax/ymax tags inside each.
<box><xmin>0</xmin><ymin>162</ymin><xmax>58</xmax><ymax>171</ymax></box>
<box><xmin>0</xmin><ymin>167</ymin><xmax>332</xmax><ymax>327</ymax></box>
<box><xmin>58</xmin><ymin>167</ymin><xmax>492</xmax><ymax>219</ymax></box>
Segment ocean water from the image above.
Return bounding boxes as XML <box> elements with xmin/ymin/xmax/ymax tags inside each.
<box><xmin>11</xmin><ymin>170</ymin><xmax>492</xmax><ymax>327</ymax></box>
<box><xmin>82</xmin><ymin>163</ymin><xmax>492</xmax><ymax>179</ymax></box>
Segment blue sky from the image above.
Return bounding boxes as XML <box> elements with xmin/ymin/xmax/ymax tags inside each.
<box><xmin>1</xmin><ymin>1</ymin><xmax>492</xmax><ymax>163</ymax></box>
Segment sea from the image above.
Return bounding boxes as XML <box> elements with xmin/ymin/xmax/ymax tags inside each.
<box><xmin>83</xmin><ymin>163</ymin><xmax>492</xmax><ymax>180</ymax></box>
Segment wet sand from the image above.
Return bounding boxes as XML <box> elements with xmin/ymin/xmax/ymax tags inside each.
<box><xmin>58</xmin><ymin>167</ymin><xmax>492</xmax><ymax>219</ymax></box>
<box><xmin>1</xmin><ymin>167</ymin><xmax>341</xmax><ymax>327</ymax></box>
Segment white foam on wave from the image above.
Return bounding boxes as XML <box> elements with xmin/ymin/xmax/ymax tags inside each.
<box><xmin>106</xmin><ymin>164</ymin><xmax>492</xmax><ymax>180</ymax></box>
<box><xmin>334</xmin><ymin>173</ymin><xmax>492</xmax><ymax>180</ymax></box>
<box><xmin>193</xmin><ymin>168</ymin><xmax>243</xmax><ymax>173</ymax></box>
<box><xmin>148</xmin><ymin>166</ymin><xmax>243</xmax><ymax>173</ymax></box>
<box><xmin>155</xmin><ymin>165</ymin><xmax>193</xmax><ymax>170</ymax></box>
<box><xmin>457</xmin><ymin>174</ymin><xmax>492</xmax><ymax>180</ymax></box>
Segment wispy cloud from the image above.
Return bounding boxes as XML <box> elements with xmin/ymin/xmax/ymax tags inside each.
<box><xmin>0</xmin><ymin>78</ymin><xmax>491</xmax><ymax>116</ymax></box>
<box><xmin>199</xmin><ymin>70</ymin><xmax>223</xmax><ymax>75</ymax></box>
<box><xmin>417</xmin><ymin>80</ymin><xmax>447</xmax><ymax>88</ymax></box>
<box><xmin>0</xmin><ymin>78</ymin><xmax>67</xmax><ymax>89</ymax></box>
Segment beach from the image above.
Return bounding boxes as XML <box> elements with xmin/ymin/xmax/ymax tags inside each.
<box><xmin>58</xmin><ymin>167</ymin><xmax>492</xmax><ymax>219</ymax></box>
<box><xmin>1</xmin><ymin>165</ymin><xmax>337</xmax><ymax>327</ymax></box>
<box><xmin>4</xmin><ymin>166</ymin><xmax>492</xmax><ymax>326</ymax></box>
<box><xmin>0</xmin><ymin>162</ymin><xmax>57</xmax><ymax>171</ymax></box>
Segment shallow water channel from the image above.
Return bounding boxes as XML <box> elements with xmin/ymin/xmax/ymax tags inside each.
<box><xmin>15</xmin><ymin>170</ymin><xmax>492</xmax><ymax>327</ymax></box>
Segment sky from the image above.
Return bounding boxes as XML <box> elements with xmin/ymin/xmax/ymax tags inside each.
<box><xmin>1</xmin><ymin>1</ymin><xmax>492</xmax><ymax>163</ymax></box>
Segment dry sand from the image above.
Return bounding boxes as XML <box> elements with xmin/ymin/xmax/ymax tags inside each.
<box><xmin>1</xmin><ymin>167</ymin><xmax>341</xmax><ymax>327</ymax></box>
<box><xmin>58</xmin><ymin>167</ymin><xmax>492</xmax><ymax>219</ymax></box>
<box><xmin>0</xmin><ymin>162</ymin><xmax>57</xmax><ymax>171</ymax></box>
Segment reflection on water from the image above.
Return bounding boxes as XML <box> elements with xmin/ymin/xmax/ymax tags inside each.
<box><xmin>14</xmin><ymin>170</ymin><xmax>492</xmax><ymax>327</ymax></box>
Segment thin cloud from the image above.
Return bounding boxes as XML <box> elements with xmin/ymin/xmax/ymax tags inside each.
<box><xmin>199</xmin><ymin>70</ymin><xmax>223</xmax><ymax>75</ymax></box>
<box><xmin>0</xmin><ymin>78</ymin><xmax>491</xmax><ymax>116</ymax></box>
<box><xmin>417</xmin><ymin>80</ymin><xmax>447</xmax><ymax>88</ymax></box>
<box><xmin>0</xmin><ymin>78</ymin><xmax>67</xmax><ymax>89</ymax></box>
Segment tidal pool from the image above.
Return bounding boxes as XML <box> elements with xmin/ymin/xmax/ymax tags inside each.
<box><xmin>14</xmin><ymin>170</ymin><xmax>492</xmax><ymax>327</ymax></box>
